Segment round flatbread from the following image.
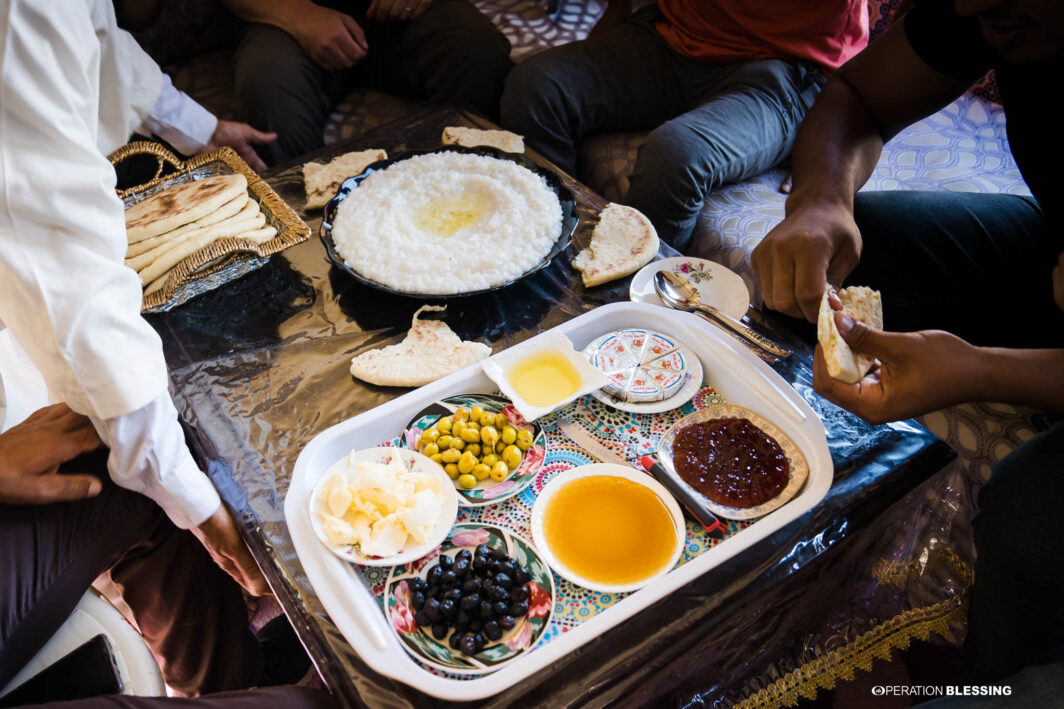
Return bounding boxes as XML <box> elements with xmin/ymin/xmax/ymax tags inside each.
<box><xmin>125</xmin><ymin>174</ymin><xmax>248</xmax><ymax>244</ymax></box>
<box><xmin>127</xmin><ymin>194</ymin><xmax>256</xmax><ymax>258</ymax></box>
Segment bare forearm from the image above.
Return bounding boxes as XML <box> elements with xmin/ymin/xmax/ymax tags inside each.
<box><xmin>785</xmin><ymin>75</ymin><xmax>883</xmax><ymax>216</ymax></box>
<box><xmin>976</xmin><ymin>347</ymin><xmax>1064</xmax><ymax>413</ymax></box>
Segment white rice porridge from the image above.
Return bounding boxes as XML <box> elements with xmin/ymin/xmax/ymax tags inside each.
<box><xmin>330</xmin><ymin>152</ymin><xmax>563</xmax><ymax>294</ymax></box>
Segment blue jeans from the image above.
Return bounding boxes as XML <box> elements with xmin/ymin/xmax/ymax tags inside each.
<box><xmin>500</xmin><ymin>7</ymin><xmax>825</xmax><ymax>251</ymax></box>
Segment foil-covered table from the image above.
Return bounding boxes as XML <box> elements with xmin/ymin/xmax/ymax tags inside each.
<box><xmin>148</xmin><ymin>108</ymin><xmax>957</xmax><ymax>707</ymax></box>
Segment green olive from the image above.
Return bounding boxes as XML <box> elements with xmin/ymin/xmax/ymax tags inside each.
<box><xmin>495</xmin><ymin>441</ymin><xmax>506</xmax><ymax>455</ymax></box>
<box><xmin>472</xmin><ymin>463</ymin><xmax>491</xmax><ymax>481</ymax></box>
<box><xmin>465</xmin><ymin>420</ymin><xmax>480</xmax><ymax>433</ymax></box>
<box><xmin>516</xmin><ymin>429</ymin><xmax>533</xmax><ymax>451</ymax></box>
<box><xmin>430</xmin><ymin>453</ymin><xmax>443</xmax><ymax>465</ymax></box>
<box><xmin>502</xmin><ymin>444</ymin><xmax>522</xmax><ymax>470</ymax></box>
<box><xmin>436</xmin><ymin>434</ymin><xmax>453</xmax><ymax>450</ymax></box>
<box><xmin>449</xmin><ymin>437</ymin><xmax>465</xmax><ymax>451</ymax></box>
<box><xmin>445</xmin><ymin>463</ymin><xmax>460</xmax><ymax>479</ymax></box>
<box><xmin>422</xmin><ymin>428</ymin><xmax>441</xmax><ymax>444</ymax></box>
<box><xmin>435</xmin><ymin>416</ymin><xmax>452</xmax><ymax>433</ymax></box>
<box><xmin>490</xmin><ymin>461</ymin><xmax>509</xmax><ymax>482</ymax></box>
<box><xmin>494</xmin><ymin>412</ymin><xmax>508</xmax><ymax>429</ymax></box>
<box><xmin>480</xmin><ymin>425</ymin><xmax>499</xmax><ymax>448</ymax></box>
<box><xmin>481</xmin><ymin>453</ymin><xmax>499</xmax><ymax>469</ymax></box>
<box><xmin>479</xmin><ymin>412</ymin><xmax>495</xmax><ymax>427</ymax></box>
<box><xmin>453</xmin><ymin>407</ymin><xmax>469</xmax><ymax>423</ymax></box>
<box><xmin>452</xmin><ymin>420</ymin><xmax>466</xmax><ymax>439</ymax></box>
<box><xmin>458</xmin><ymin>450</ymin><xmax>477</xmax><ymax>474</ymax></box>
<box><xmin>470</xmin><ymin>406</ymin><xmax>485</xmax><ymax>423</ymax></box>
<box><xmin>501</xmin><ymin>426</ymin><xmax>517</xmax><ymax>445</ymax></box>
<box><xmin>465</xmin><ymin>443</ymin><xmax>481</xmax><ymax>457</ymax></box>
<box><xmin>457</xmin><ymin>473</ymin><xmax>477</xmax><ymax>489</ymax></box>
<box><xmin>460</xmin><ymin>426</ymin><xmax>481</xmax><ymax>443</ymax></box>
<box><xmin>421</xmin><ymin>442</ymin><xmax>440</xmax><ymax>457</ymax></box>
<box><xmin>440</xmin><ymin>448</ymin><xmax>461</xmax><ymax>464</ymax></box>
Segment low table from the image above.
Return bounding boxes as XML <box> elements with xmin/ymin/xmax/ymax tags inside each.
<box><xmin>148</xmin><ymin>107</ymin><xmax>955</xmax><ymax>707</ymax></box>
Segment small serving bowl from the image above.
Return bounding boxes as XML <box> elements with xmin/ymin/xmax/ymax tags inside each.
<box><xmin>530</xmin><ymin>464</ymin><xmax>685</xmax><ymax>593</ymax></box>
<box><xmin>309</xmin><ymin>446</ymin><xmax>458</xmax><ymax>566</ymax></box>
<box><xmin>481</xmin><ymin>331</ymin><xmax>608</xmax><ymax>421</ymax></box>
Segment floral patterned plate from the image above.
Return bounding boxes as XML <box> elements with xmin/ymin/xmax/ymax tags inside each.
<box><xmin>399</xmin><ymin>393</ymin><xmax>546</xmax><ymax>507</ymax></box>
<box><xmin>384</xmin><ymin>524</ymin><xmax>555</xmax><ymax>675</ymax></box>
<box><xmin>629</xmin><ymin>256</ymin><xmax>751</xmax><ymax>320</ymax></box>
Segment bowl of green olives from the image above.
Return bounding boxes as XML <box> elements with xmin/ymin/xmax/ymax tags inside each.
<box><xmin>384</xmin><ymin>523</ymin><xmax>555</xmax><ymax>675</ymax></box>
<box><xmin>401</xmin><ymin>394</ymin><xmax>546</xmax><ymax>506</ymax></box>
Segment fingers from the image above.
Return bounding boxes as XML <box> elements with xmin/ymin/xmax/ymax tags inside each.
<box><xmin>834</xmin><ymin>310</ymin><xmax>887</xmax><ymax>358</ymax></box>
<box><xmin>812</xmin><ymin>343</ymin><xmax>885</xmax><ymax>422</ymax></box>
<box><xmin>193</xmin><ymin>507</ymin><xmax>272</xmax><ymax>597</ymax></box>
<box><xmin>0</xmin><ymin>473</ymin><xmax>103</xmax><ymax>505</ymax></box>
<box><xmin>239</xmin><ymin>147</ymin><xmax>268</xmax><ymax>173</ymax></box>
<box><xmin>779</xmin><ymin>173</ymin><xmax>793</xmax><ymax>194</ymax></box>
<box><xmin>340</xmin><ymin>14</ymin><xmax>369</xmax><ymax>53</ymax></box>
<box><xmin>245</xmin><ymin>128</ymin><xmax>278</xmax><ymax>146</ymax></box>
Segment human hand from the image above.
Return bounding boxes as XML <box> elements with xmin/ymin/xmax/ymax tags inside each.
<box><xmin>204</xmin><ymin>121</ymin><xmax>278</xmax><ymax>172</ymax></box>
<box><xmin>751</xmin><ymin>201</ymin><xmax>862</xmax><ymax>322</ymax></box>
<box><xmin>813</xmin><ymin>310</ymin><xmax>985</xmax><ymax>424</ymax></box>
<box><xmin>1053</xmin><ymin>251</ymin><xmax>1064</xmax><ymax>313</ymax></box>
<box><xmin>290</xmin><ymin>4</ymin><xmax>369</xmax><ymax>70</ymax></box>
<box><xmin>191</xmin><ymin>505</ymin><xmax>271</xmax><ymax>597</ymax></box>
<box><xmin>0</xmin><ymin>404</ymin><xmax>104</xmax><ymax>505</ymax></box>
<box><xmin>367</xmin><ymin>0</ymin><xmax>433</xmax><ymax>22</ymax></box>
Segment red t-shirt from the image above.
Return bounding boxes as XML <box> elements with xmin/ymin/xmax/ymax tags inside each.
<box><xmin>656</xmin><ymin>0</ymin><xmax>869</xmax><ymax>73</ymax></box>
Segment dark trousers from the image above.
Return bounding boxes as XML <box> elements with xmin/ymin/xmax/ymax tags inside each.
<box><xmin>850</xmin><ymin>190</ymin><xmax>1064</xmax><ymax>348</ymax></box>
<box><xmin>20</xmin><ymin>687</ymin><xmax>334</xmax><ymax>709</ymax></box>
<box><xmin>499</xmin><ymin>7</ymin><xmax>825</xmax><ymax>251</ymax></box>
<box><xmin>233</xmin><ymin>0</ymin><xmax>513</xmax><ymax>165</ymax></box>
<box><xmin>964</xmin><ymin>421</ymin><xmax>1064</xmax><ymax>681</ymax></box>
<box><xmin>0</xmin><ymin>452</ymin><xmax>258</xmax><ymax>697</ymax></box>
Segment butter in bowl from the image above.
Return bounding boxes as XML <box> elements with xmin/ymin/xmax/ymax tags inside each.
<box><xmin>481</xmin><ymin>331</ymin><xmax>608</xmax><ymax>421</ymax></box>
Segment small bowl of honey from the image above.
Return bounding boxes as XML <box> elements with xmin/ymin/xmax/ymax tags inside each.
<box><xmin>530</xmin><ymin>464</ymin><xmax>685</xmax><ymax>593</ymax></box>
<box><xmin>481</xmin><ymin>332</ymin><xmax>608</xmax><ymax>421</ymax></box>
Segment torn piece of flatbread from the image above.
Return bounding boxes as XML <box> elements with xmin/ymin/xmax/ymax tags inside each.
<box><xmin>125</xmin><ymin>174</ymin><xmax>248</xmax><ymax>243</ymax></box>
<box><xmin>572</xmin><ymin>203</ymin><xmax>659</xmax><ymax>287</ymax></box>
<box><xmin>303</xmin><ymin>149</ymin><xmax>388</xmax><ymax>210</ymax></box>
<box><xmin>817</xmin><ymin>285</ymin><xmax>883</xmax><ymax>384</ymax></box>
<box><xmin>442</xmin><ymin>126</ymin><xmax>524</xmax><ymax>154</ymax></box>
<box><xmin>349</xmin><ymin>305</ymin><xmax>491</xmax><ymax>387</ymax></box>
<box><xmin>127</xmin><ymin>195</ymin><xmax>258</xmax><ymax>259</ymax></box>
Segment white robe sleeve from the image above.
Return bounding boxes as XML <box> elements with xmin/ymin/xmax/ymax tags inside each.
<box><xmin>0</xmin><ymin>0</ymin><xmax>220</xmax><ymax>528</ymax></box>
<box><xmin>137</xmin><ymin>74</ymin><xmax>219</xmax><ymax>156</ymax></box>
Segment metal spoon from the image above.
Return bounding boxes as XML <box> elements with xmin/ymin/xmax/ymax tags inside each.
<box><xmin>654</xmin><ymin>270</ymin><xmax>791</xmax><ymax>361</ymax></box>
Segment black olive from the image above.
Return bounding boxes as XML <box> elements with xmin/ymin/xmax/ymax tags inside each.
<box><xmin>442</xmin><ymin>588</ymin><xmax>460</xmax><ymax>602</ymax></box>
<box><xmin>492</xmin><ymin>586</ymin><xmax>509</xmax><ymax>602</ymax></box>
<box><xmin>479</xmin><ymin>600</ymin><xmax>494</xmax><ymax>619</ymax></box>
<box><xmin>440</xmin><ymin>570</ymin><xmax>458</xmax><ymax>586</ymax></box>
<box><xmin>461</xmin><ymin>577</ymin><xmax>481</xmax><ymax>593</ymax></box>
<box><xmin>472</xmin><ymin>555</ymin><xmax>488</xmax><ymax>572</ymax></box>
<box><xmin>459</xmin><ymin>633</ymin><xmax>478</xmax><ymax>656</ymax></box>
<box><xmin>494</xmin><ymin>572</ymin><xmax>513</xmax><ymax>589</ymax></box>
<box><xmin>456</xmin><ymin>548</ymin><xmax>473</xmax><ymax>564</ymax></box>
<box><xmin>409</xmin><ymin>577</ymin><xmax>427</xmax><ymax>593</ymax></box>
<box><xmin>474</xmin><ymin>633</ymin><xmax>486</xmax><ymax>651</ymax></box>
<box><xmin>440</xmin><ymin>599</ymin><xmax>456</xmax><ymax>619</ymax></box>
<box><xmin>437</xmin><ymin>554</ymin><xmax>453</xmax><ymax>568</ymax></box>
<box><xmin>493</xmin><ymin>600</ymin><xmax>509</xmax><ymax>616</ymax></box>
<box><xmin>431</xmin><ymin>623</ymin><xmax>448</xmax><ymax>640</ymax></box>
<box><xmin>411</xmin><ymin>591</ymin><xmax>426</xmax><ymax>610</ymax></box>
<box><xmin>449</xmin><ymin>632</ymin><xmax>462</xmax><ymax>650</ymax></box>
<box><xmin>482</xmin><ymin>577</ymin><xmax>494</xmax><ymax>592</ymax></box>
<box><xmin>460</xmin><ymin>593</ymin><xmax>481</xmax><ymax>610</ymax></box>
<box><xmin>469</xmin><ymin>618</ymin><xmax>483</xmax><ymax>633</ymax></box>
<box><xmin>515</xmin><ymin>567</ymin><xmax>530</xmax><ymax>585</ymax></box>
<box><xmin>427</xmin><ymin>565</ymin><xmax>443</xmax><ymax>584</ymax></box>
<box><xmin>457</xmin><ymin>610</ymin><xmax>470</xmax><ymax>625</ymax></box>
<box><xmin>484</xmin><ymin>620</ymin><xmax>502</xmax><ymax>641</ymax></box>
<box><xmin>498</xmin><ymin>614</ymin><xmax>516</xmax><ymax>630</ymax></box>
<box><xmin>414</xmin><ymin>610</ymin><xmax>430</xmax><ymax>627</ymax></box>
<box><xmin>424</xmin><ymin>597</ymin><xmax>441</xmax><ymax>622</ymax></box>
<box><xmin>425</xmin><ymin>586</ymin><xmax>439</xmax><ymax>599</ymax></box>
<box><xmin>500</xmin><ymin>558</ymin><xmax>517</xmax><ymax>575</ymax></box>
<box><xmin>454</xmin><ymin>559</ymin><xmax>471</xmax><ymax>577</ymax></box>
<box><xmin>510</xmin><ymin>600</ymin><xmax>528</xmax><ymax>617</ymax></box>
<box><xmin>490</xmin><ymin>548</ymin><xmax>506</xmax><ymax>561</ymax></box>
<box><xmin>475</xmin><ymin>543</ymin><xmax>491</xmax><ymax>557</ymax></box>
<box><xmin>489</xmin><ymin>559</ymin><xmax>503</xmax><ymax>574</ymax></box>
<box><xmin>510</xmin><ymin>585</ymin><xmax>528</xmax><ymax>602</ymax></box>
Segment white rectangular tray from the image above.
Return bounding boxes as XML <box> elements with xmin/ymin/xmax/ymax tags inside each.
<box><xmin>284</xmin><ymin>301</ymin><xmax>831</xmax><ymax>701</ymax></box>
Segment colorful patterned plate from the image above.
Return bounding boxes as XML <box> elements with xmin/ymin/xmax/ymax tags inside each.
<box><xmin>384</xmin><ymin>524</ymin><xmax>555</xmax><ymax>675</ymax></box>
<box><xmin>655</xmin><ymin>404</ymin><xmax>809</xmax><ymax>520</ymax></box>
<box><xmin>400</xmin><ymin>393</ymin><xmax>546</xmax><ymax>507</ymax></box>
<box><xmin>309</xmin><ymin>447</ymin><xmax>459</xmax><ymax>566</ymax></box>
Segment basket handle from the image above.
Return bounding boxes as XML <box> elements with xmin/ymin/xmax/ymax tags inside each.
<box><xmin>108</xmin><ymin>141</ymin><xmax>187</xmax><ymax>199</ymax></box>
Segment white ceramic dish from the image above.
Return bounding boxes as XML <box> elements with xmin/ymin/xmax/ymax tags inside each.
<box><xmin>585</xmin><ymin>336</ymin><xmax>704</xmax><ymax>414</ymax></box>
<box><xmin>529</xmin><ymin>464</ymin><xmax>685</xmax><ymax>593</ymax></box>
<box><xmin>308</xmin><ymin>446</ymin><xmax>458</xmax><ymax>566</ymax></box>
<box><xmin>480</xmin><ymin>331</ymin><xmax>608</xmax><ymax>421</ymax></box>
<box><xmin>629</xmin><ymin>256</ymin><xmax>751</xmax><ymax>320</ymax></box>
<box><xmin>285</xmin><ymin>301</ymin><xmax>831</xmax><ymax>701</ymax></box>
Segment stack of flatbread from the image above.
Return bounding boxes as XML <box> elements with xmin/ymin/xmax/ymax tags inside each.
<box><xmin>442</xmin><ymin>126</ymin><xmax>524</xmax><ymax>154</ymax></box>
<box><xmin>303</xmin><ymin>149</ymin><xmax>388</xmax><ymax>210</ymax></box>
<box><xmin>124</xmin><ymin>174</ymin><xmax>275</xmax><ymax>295</ymax></box>
<box><xmin>572</xmin><ymin>203</ymin><xmax>659</xmax><ymax>287</ymax></box>
<box><xmin>349</xmin><ymin>305</ymin><xmax>491</xmax><ymax>387</ymax></box>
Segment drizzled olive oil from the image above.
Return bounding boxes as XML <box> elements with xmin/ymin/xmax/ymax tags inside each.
<box><xmin>414</xmin><ymin>191</ymin><xmax>488</xmax><ymax>237</ymax></box>
<box><xmin>506</xmin><ymin>350</ymin><xmax>582</xmax><ymax>407</ymax></box>
<box><xmin>542</xmin><ymin>475</ymin><xmax>678</xmax><ymax>586</ymax></box>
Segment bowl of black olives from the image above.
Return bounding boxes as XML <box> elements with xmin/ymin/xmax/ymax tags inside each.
<box><xmin>385</xmin><ymin>523</ymin><xmax>555</xmax><ymax>674</ymax></box>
